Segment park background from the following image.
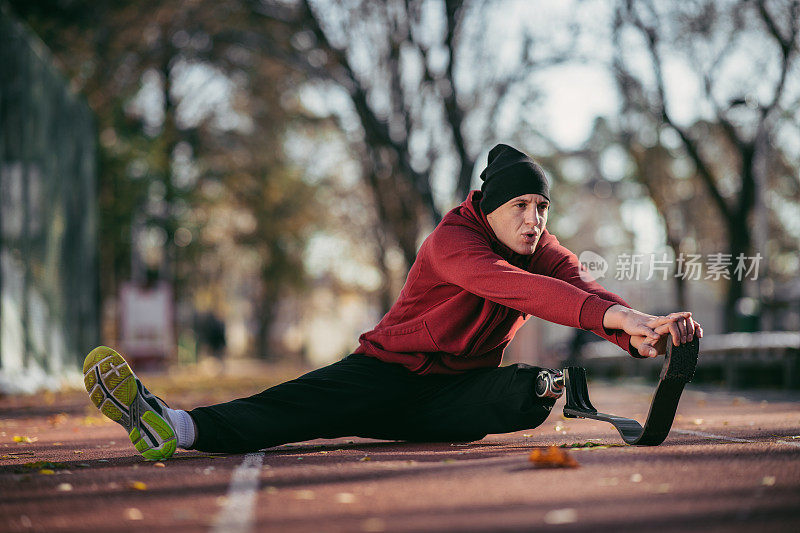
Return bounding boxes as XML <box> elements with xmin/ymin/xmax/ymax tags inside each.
<box><xmin>1</xmin><ymin>0</ymin><xmax>799</xmax><ymax>393</ymax></box>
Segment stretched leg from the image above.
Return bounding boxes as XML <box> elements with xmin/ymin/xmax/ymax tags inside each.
<box><xmin>85</xmin><ymin>345</ymin><xmax>556</xmax><ymax>458</ymax></box>
<box><xmin>188</xmin><ymin>354</ymin><xmax>421</xmax><ymax>453</ymax></box>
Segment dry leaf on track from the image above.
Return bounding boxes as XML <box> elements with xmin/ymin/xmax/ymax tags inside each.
<box><xmin>127</xmin><ymin>481</ymin><xmax>148</xmax><ymax>491</ymax></box>
<box><xmin>528</xmin><ymin>446</ymin><xmax>579</xmax><ymax>468</ymax></box>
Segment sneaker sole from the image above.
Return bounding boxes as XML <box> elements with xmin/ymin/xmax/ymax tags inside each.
<box><xmin>83</xmin><ymin>346</ymin><xmax>177</xmax><ymax>461</ymax></box>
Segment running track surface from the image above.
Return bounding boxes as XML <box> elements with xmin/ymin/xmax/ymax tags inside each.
<box><xmin>1</xmin><ymin>366</ymin><xmax>799</xmax><ymax>532</ymax></box>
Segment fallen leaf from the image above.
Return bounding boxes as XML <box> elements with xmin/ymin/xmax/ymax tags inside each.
<box><xmin>57</xmin><ymin>483</ymin><xmax>73</xmax><ymax>492</ymax></box>
<box><xmin>630</xmin><ymin>473</ymin><xmax>643</xmax><ymax>483</ymax></box>
<box><xmin>153</xmin><ymin>462</ymin><xmax>166</xmax><ymax>468</ymax></box>
<box><xmin>358</xmin><ymin>456</ymin><xmax>372</xmax><ymax>462</ymax></box>
<box><xmin>127</xmin><ymin>481</ymin><xmax>147</xmax><ymax>491</ymax></box>
<box><xmin>692</xmin><ymin>418</ymin><xmax>704</xmax><ymax>426</ymax></box>
<box><xmin>762</xmin><ymin>476</ymin><xmax>776</xmax><ymax>486</ymax></box>
<box><xmin>13</xmin><ymin>436</ymin><xmax>38</xmax><ymax>444</ymax></box>
<box><xmin>528</xmin><ymin>446</ymin><xmax>579</xmax><ymax>468</ymax></box>
<box><xmin>39</xmin><ymin>469</ymin><xmax>55</xmax><ymax>475</ymax></box>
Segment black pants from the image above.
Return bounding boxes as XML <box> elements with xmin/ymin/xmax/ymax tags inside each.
<box><xmin>188</xmin><ymin>354</ymin><xmax>555</xmax><ymax>453</ymax></box>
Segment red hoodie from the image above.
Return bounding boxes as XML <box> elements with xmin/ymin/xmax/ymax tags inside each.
<box><xmin>354</xmin><ymin>190</ymin><xmax>632</xmax><ymax>374</ymax></box>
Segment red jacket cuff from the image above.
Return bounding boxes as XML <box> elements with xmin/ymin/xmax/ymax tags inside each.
<box><xmin>578</xmin><ymin>295</ymin><xmax>616</xmax><ymax>331</ymax></box>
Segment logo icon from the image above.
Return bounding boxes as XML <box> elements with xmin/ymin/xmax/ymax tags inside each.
<box><xmin>578</xmin><ymin>250</ymin><xmax>608</xmax><ymax>282</ymax></box>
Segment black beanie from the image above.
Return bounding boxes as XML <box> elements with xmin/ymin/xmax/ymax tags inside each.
<box><xmin>479</xmin><ymin>144</ymin><xmax>550</xmax><ymax>215</ymax></box>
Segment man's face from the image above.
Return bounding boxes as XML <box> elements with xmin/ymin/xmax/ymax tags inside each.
<box><xmin>486</xmin><ymin>193</ymin><xmax>549</xmax><ymax>255</ymax></box>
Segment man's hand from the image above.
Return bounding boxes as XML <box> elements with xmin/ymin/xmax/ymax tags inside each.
<box><xmin>603</xmin><ymin>305</ymin><xmax>703</xmax><ymax>358</ymax></box>
<box><xmin>631</xmin><ymin>313</ymin><xmax>704</xmax><ymax>358</ymax></box>
<box><xmin>602</xmin><ymin>305</ymin><xmax>659</xmax><ymax>340</ymax></box>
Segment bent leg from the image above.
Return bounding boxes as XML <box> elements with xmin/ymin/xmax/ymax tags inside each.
<box><xmin>364</xmin><ymin>364</ymin><xmax>555</xmax><ymax>442</ymax></box>
<box><xmin>188</xmin><ymin>355</ymin><xmax>416</xmax><ymax>453</ymax></box>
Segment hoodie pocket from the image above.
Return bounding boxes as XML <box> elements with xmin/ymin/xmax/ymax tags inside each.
<box><xmin>373</xmin><ymin>319</ymin><xmax>439</xmax><ymax>353</ymax></box>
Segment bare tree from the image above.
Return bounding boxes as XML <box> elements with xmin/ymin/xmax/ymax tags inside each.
<box><xmin>243</xmin><ymin>0</ymin><xmax>577</xmax><ymax>271</ymax></box>
<box><xmin>612</xmin><ymin>0</ymin><xmax>800</xmax><ymax>331</ymax></box>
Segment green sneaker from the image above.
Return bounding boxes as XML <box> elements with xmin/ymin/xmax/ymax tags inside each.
<box><xmin>83</xmin><ymin>346</ymin><xmax>177</xmax><ymax>461</ymax></box>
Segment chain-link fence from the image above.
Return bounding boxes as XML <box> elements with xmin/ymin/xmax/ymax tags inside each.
<box><xmin>0</xmin><ymin>6</ymin><xmax>98</xmax><ymax>392</ymax></box>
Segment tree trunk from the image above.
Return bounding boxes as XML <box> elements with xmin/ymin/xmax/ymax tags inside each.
<box><xmin>724</xmin><ymin>217</ymin><xmax>752</xmax><ymax>332</ymax></box>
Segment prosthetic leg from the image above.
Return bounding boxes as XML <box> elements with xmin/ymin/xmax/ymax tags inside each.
<box><xmin>536</xmin><ymin>334</ymin><xmax>700</xmax><ymax>446</ymax></box>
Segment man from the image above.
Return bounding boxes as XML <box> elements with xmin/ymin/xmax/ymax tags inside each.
<box><xmin>84</xmin><ymin>144</ymin><xmax>702</xmax><ymax>460</ymax></box>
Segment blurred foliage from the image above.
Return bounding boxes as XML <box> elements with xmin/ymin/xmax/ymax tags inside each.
<box><xmin>10</xmin><ymin>0</ymin><xmax>321</xmax><ymax>357</ymax></box>
<box><xmin>9</xmin><ymin>0</ymin><xmax>799</xmax><ymax>350</ymax></box>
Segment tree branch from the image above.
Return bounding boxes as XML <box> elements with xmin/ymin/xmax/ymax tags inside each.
<box><xmin>623</xmin><ymin>0</ymin><xmax>733</xmax><ymax>224</ymax></box>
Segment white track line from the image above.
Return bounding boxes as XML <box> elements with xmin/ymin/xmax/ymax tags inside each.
<box><xmin>675</xmin><ymin>429</ymin><xmax>800</xmax><ymax>448</ymax></box>
<box><xmin>211</xmin><ymin>452</ymin><xmax>265</xmax><ymax>533</ymax></box>
<box><xmin>673</xmin><ymin>429</ymin><xmax>753</xmax><ymax>443</ymax></box>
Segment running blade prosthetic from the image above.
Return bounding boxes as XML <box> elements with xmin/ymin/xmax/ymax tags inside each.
<box><xmin>563</xmin><ymin>334</ymin><xmax>699</xmax><ymax>446</ymax></box>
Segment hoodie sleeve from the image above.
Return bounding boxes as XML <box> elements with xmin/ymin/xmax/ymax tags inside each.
<box><xmin>426</xmin><ymin>222</ymin><xmax>618</xmax><ymax>332</ymax></box>
<box><xmin>534</xmin><ymin>232</ymin><xmax>633</xmax><ymax>353</ymax></box>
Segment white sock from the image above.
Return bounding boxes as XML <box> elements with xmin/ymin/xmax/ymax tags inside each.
<box><xmin>164</xmin><ymin>408</ymin><xmax>197</xmax><ymax>449</ymax></box>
